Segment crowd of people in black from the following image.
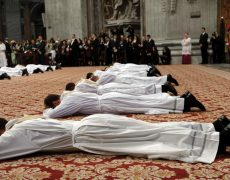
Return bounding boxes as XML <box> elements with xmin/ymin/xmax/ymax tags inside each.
<box><xmin>1</xmin><ymin>25</ymin><xmax>228</xmax><ymax>68</ymax></box>
<box><xmin>1</xmin><ymin>26</ymin><xmax>172</xmax><ymax>68</ymax></box>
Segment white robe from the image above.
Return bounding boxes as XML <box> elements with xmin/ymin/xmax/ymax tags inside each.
<box><xmin>0</xmin><ymin>43</ymin><xmax>7</xmax><ymax>67</ymax></box>
<box><xmin>97</xmin><ymin>73</ymin><xmax>168</xmax><ymax>86</ymax></box>
<box><xmin>43</xmin><ymin>92</ymin><xmax>184</xmax><ymax>118</ymax></box>
<box><xmin>181</xmin><ymin>37</ymin><xmax>192</xmax><ymax>55</ymax></box>
<box><xmin>75</xmin><ymin>81</ymin><xmax>162</xmax><ymax>95</ymax></box>
<box><xmin>95</xmin><ymin>63</ymin><xmax>151</xmax><ymax>77</ymax></box>
<box><xmin>26</xmin><ymin>64</ymin><xmax>50</xmax><ymax>74</ymax></box>
<box><xmin>0</xmin><ymin>67</ymin><xmax>23</xmax><ymax>76</ymax></box>
<box><xmin>0</xmin><ymin>114</ymin><xmax>219</xmax><ymax>163</ymax></box>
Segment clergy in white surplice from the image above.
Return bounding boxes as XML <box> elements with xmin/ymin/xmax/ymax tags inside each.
<box><xmin>0</xmin><ymin>114</ymin><xmax>227</xmax><ymax>163</ymax></box>
<box><xmin>43</xmin><ymin>91</ymin><xmax>206</xmax><ymax>118</ymax></box>
<box><xmin>74</xmin><ymin>78</ymin><xmax>177</xmax><ymax>96</ymax></box>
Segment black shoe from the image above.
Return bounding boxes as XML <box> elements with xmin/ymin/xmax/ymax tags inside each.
<box><xmin>46</xmin><ymin>66</ymin><xmax>53</xmax><ymax>71</ymax></box>
<box><xmin>184</xmin><ymin>93</ymin><xmax>206</xmax><ymax>112</ymax></box>
<box><xmin>56</xmin><ymin>63</ymin><xmax>62</xmax><ymax>70</ymax></box>
<box><xmin>218</xmin><ymin>124</ymin><xmax>230</xmax><ymax>154</ymax></box>
<box><xmin>162</xmin><ymin>82</ymin><xmax>178</xmax><ymax>96</ymax></box>
<box><xmin>33</xmin><ymin>68</ymin><xmax>39</xmax><ymax>73</ymax></box>
<box><xmin>167</xmin><ymin>74</ymin><xmax>179</xmax><ymax>86</ymax></box>
<box><xmin>180</xmin><ymin>91</ymin><xmax>190</xmax><ymax>98</ymax></box>
<box><xmin>33</xmin><ymin>68</ymin><xmax>43</xmax><ymax>74</ymax></box>
<box><xmin>213</xmin><ymin>115</ymin><xmax>230</xmax><ymax>132</ymax></box>
<box><xmin>153</xmin><ymin>67</ymin><xmax>161</xmax><ymax>76</ymax></box>
<box><xmin>147</xmin><ymin>68</ymin><xmax>157</xmax><ymax>77</ymax></box>
<box><xmin>22</xmin><ymin>69</ymin><xmax>29</xmax><ymax>76</ymax></box>
<box><xmin>3</xmin><ymin>73</ymin><xmax>11</xmax><ymax>80</ymax></box>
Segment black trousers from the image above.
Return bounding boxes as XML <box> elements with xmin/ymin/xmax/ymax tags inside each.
<box><xmin>201</xmin><ymin>47</ymin><xmax>208</xmax><ymax>64</ymax></box>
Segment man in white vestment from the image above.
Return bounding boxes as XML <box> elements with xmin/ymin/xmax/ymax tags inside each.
<box><xmin>0</xmin><ymin>114</ymin><xmax>229</xmax><ymax>163</ymax></box>
<box><xmin>0</xmin><ymin>66</ymin><xmax>29</xmax><ymax>77</ymax></box>
<box><xmin>87</xmin><ymin>72</ymin><xmax>179</xmax><ymax>86</ymax></box>
<box><xmin>73</xmin><ymin>79</ymin><xmax>178</xmax><ymax>95</ymax></box>
<box><xmin>101</xmin><ymin>63</ymin><xmax>161</xmax><ymax>77</ymax></box>
<box><xmin>43</xmin><ymin>91</ymin><xmax>205</xmax><ymax>118</ymax></box>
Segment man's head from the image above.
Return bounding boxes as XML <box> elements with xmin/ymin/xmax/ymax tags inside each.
<box><xmin>146</xmin><ymin>35</ymin><xmax>151</xmax><ymax>40</ymax></box>
<box><xmin>0</xmin><ymin>118</ymin><xmax>8</xmax><ymax>135</ymax></box>
<box><xmin>44</xmin><ymin>94</ymin><xmax>61</xmax><ymax>109</ymax></box>
<box><xmin>65</xmin><ymin>82</ymin><xmax>75</xmax><ymax>91</ymax></box>
<box><xmin>86</xmin><ymin>72</ymin><xmax>94</xmax><ymax>79</ymax></box>
<box><xmin>202</xmin><ymin>27</ymin><xmax>206</xmax><ymax>32</ymax></box>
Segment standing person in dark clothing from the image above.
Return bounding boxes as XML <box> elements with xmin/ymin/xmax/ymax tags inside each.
<box><xmin>69</xmin><ymin>34</ymin><xmax>80</xmax><ymax>66</ymax></box>
<box><xmin>126</xmin><ymin>36</ymin><xmax>133</xmax><ymax>63</ymax></box>
<box><xmin>91</xmin><ymin>34</ymin><xmax>100</xmax><ymax>66</ymax></box>
<box><xmin>4</xmin><ymin>38</ymin><xmax>12</xmax><ymax>67</ymax></box>
<box><xmin>118</xmin><ymin>35</ymin><xmax>127</xmax><ymax>63</ymax></box>
<box><xmin>111</xmin><ymin>34</ymin><xmax>120</xmax><ymax>63</ymax></box>
<box><xmin>105</xmin><ymin>36</ymin><xmax>112</xmax><ymax>66</ymax></box>
<box><xmin>160</xmin><ymin>46</ymin><xmax>171</xmax><ymax>65</ymax></box>
<box><xmin>210</xmin><ymin>32</ymin><xmax>217</xmax><ymax>63</ymax></box>
<box><xmin>36</xmin><ymin>35</ymin><xmax>46</xmax><ymax>65</ymax></box>
<box><xmin>199</xmin><ymin>27</ymin><xmax>209</xmax><ymax>64</ymax></box>
<box><xmin>140</xmin><ymin>35</ymin><xmax>148</xmax><ymax>64</ymax></box>
<box><xmin>146</xmin><ymin>35</ymin><xmax>156</xmax><ymax>65</ymax></box>
<box><xmin>132</xmin><ymin>35</ymin><xmax>140</xmax><ymax>64</ymax></box>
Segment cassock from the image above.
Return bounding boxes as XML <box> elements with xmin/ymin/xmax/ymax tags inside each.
<box><xmin>0</xmin><ymin>114</ymin><xmax>219</xmax><ymax>163</ymax></box>
<box><xmin>43</xmin><ymin>91</ymin><xmax>184</xmax><ymax>118</ymax></box>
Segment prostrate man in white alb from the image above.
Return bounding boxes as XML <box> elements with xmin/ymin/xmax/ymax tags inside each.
<box><xmin>87</xmin><ymin>72</ymin><xmax>179</xmax><ymax>86</ymax></box>
<box><xmin>0</xmin><ymin>114</ymin><xmax>229</xmax><ymax>163</ymax></box>
<box><xmin>94</xmin><ymin>63</ymin><xmax>161</xmax><ymax>77</ymax></box>
<box><xmin>70</xmin><ymin>79</ymin><xmax>178</xmax><ymax>96</ymax></box>
<box><xmin>43</xmin><ymin>91</ymin><xmax>206</xmax><ymax>118</ymax></box>
<box><xmin>0</xmin><ymin>66</ymin><xmax>29</xmax><ymax>76</ymax></box>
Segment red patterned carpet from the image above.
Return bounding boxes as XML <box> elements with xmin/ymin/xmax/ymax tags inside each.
<box><xmin>0</xmin><ymin>65</ymin><xmax>230</xmax><ymax>179</ymax></box>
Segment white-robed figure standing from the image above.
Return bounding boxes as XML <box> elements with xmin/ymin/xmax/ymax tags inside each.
<box><xmin>43</xmin><ymin>91</ymin><xmax>206</xmax><ymax>118</ymax></box>
<box><xmin>181</xmin><ymin>32</ymin><xmax>192</xmax><ymax>64</ymax></box>
<box><xmin>74</xmin><ymin>79</ymin><xmax>177</xmax><ymax>96</ymax></box>
<box><xmin>1</xmin><ymin>114</ymin><xmax>229</xmax><ymax>163</ymax></box>
<box><xmin>0</xmin><ymin>39</ymin><xmax>7</xmax><ymax>67</ymax></box>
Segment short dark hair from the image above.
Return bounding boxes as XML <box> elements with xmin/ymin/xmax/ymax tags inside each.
<box><xmin>44</xmin><ymin>94</ymin><xmax>60</xmax><ymax>108</ymax></box>
<box><xmin>86</xmin><ymin>72</ymin><xmax>93</xmax><ymax>79</ymax></box>
<box><xmin>202</xmin><ymin>27</ymin><xmax>206</xmax><ymax>30</ymax></box>
<box><xmin>0</xmin><ymin>118</ymin><xmax>8</xmax><ymax>131</ymax></box>
<box><xmin>65</xmin><ymin>82</ymin><xmax>75</xmax><ymax>91</ymax></box>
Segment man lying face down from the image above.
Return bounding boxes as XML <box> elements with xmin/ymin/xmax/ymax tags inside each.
<box><xmin>0</xmin><ymin>114</ymin><xmax>229</xmax><ymax>163</ymax></box>
<box><xmin>86</xmin><ymin>72</ymin><xmax>179</xmax><ymax>86</ymax></box>
<box><xmin>43</xmin><ymin>90</ymin><xmax>206</xmax><ymax>118</ymax></box>
<box><xmin>73</xmin><ymin>79</ymin><xmax>178</xmax><ymax>96</ymax></box>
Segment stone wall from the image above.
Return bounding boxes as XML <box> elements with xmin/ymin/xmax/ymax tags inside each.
<box><xmin>5</xmin><ymin>0</ymin><xmax>21</xmax><ymax>40</ymax></box>
<box><xmin>144</xmin><ymin>0</ymin><xmax>218</xmax><ymax>40</ymax></box>
<box><xmin>144</xmin><ymin>0</ymin><xmax>218</xmax><ymax>64</ymax></box>
<box><xmin>45</xmin><ymin>0</ymin><xmax>86</xmax><ymax>39</ymax></box>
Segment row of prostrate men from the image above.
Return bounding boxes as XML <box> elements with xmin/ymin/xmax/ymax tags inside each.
<box><xmin>0</xmin><ymin>62</ymin><xmax>229</xmax><ymax>163</ymax></box>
